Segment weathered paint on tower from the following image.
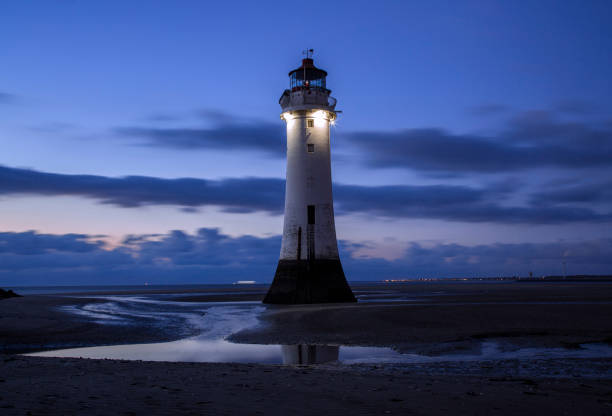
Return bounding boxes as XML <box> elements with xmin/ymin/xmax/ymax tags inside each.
<box><xmin>263</xmin><ymin>55</ymin><xmax>356</xmax><ymax>304</ymax></box>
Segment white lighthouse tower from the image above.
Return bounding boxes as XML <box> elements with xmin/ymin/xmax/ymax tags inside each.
<box><xmin>264</xmin><ymin>51</ymin><xmax>356</xmax><ymax>304</ymax></box>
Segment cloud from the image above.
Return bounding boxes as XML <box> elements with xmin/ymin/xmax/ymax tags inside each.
<box><xmin>114</xmin><ymin>118</ymin><xmax>285</xmax><ymax>156</ymax></box>
<box><xmin>335</xmin><ymin>184</ymin><xmax>608</xmax><ymax>224</ymax></box>
<box><xmin>0</xmin><ymin>231</ymin><xmax>104</xmax><ymax>255</ymax></box>
<box><xmin>467</xmin><ymin>103</ymin><xmax>509</xmax><ymax>116</ymax></box>
<box><xmin>0</xmin><ymin>228</ymin><xmax>280</xmax><ymax>285</ymax></box>
<box><xmin>1</xmin><ymin>229</ymin><xmax>610</xmax><ymax>285</ymax></box>
<box><xmin>132</xmin><ymin>228</ymin><xmax>280</xmax><ymax>267</ymax></box>
<box><xmin>0</xmin><ymin>165</ymin><xmax>284</xmax><ymax>213</ymax></box>
<box><xmin>144</xmin><ymin>113</ymin><xmax>182</xmax><ymax>123</ymax></box>
<box><xmin>347</xmin><ymin>128</ymin><xmax>519</xmax><ymax>173</ymax></box>
<box><xmin>340</xmin><ymin>238</ymin><xmax>612</xmax><ymax>278</ymax></box>
<box><xmin>531</xmin><ymin>180</ymin><xmax>612</xmax><ymax>205</ymax></box>
<box><xmin>29</xmin><ymin>122</ymin><xmax>76</xmax><ymax>134</ymax></box>
<box><xmin>346</xmin><ymin>111</ymin><xmax>612</xmax><ymax>174</ymax></box>
<box><xmin>197</xmin><ymin>109</ymin><xmax>236</xmax><ymax>124</ymax></box>
<box><xmin>554</xmin><ymin>99</ymin><xmax>599</xmax><ymax>115</ymax></box>
<box><xmin>0</xmin><ymin>92</ymin><xmax>16</xmax><ymax>104</ymax></box>
<box><xmin>1</xmin><ymin>165</ymin><xmax>610</xmax><ymax>224</ymax></box>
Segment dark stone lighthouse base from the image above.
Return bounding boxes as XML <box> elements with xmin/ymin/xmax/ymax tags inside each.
<box><xmin>263</xmin><ymin>259</ymin><xmax>357</xmax><ymax>304</ymax></box>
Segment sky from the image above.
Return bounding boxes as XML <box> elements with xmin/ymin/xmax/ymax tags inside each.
<box><xmin>1</xmin><ymin>0</ymin><xmax>612</xmax><ymax>285</ymax></box>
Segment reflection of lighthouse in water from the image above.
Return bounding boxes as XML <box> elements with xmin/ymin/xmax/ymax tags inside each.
<box><xmin>263</xmin><ymin>51</ymin><xmax>356</xmax><ymax>304</ymax></box>
<box><xmin>281</xmin><ymin>345</ymin><xmax>339</xmax><ymax>365</ymax></box>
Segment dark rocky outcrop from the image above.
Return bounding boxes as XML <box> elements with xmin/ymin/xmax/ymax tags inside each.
<box><xmin>0</xmin><ymin>288</ymin><xmax>22</xmax><ymax>299</ymax></box>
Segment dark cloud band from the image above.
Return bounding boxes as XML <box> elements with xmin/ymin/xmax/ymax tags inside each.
<box><xmin>115</xmin><ymin>121</ymin><xmax>285</xmax><ymax>156</ymax></box>
<box><xmin>0</xmin><ymin>165</ymin><xmax>285</xmax><ymax>213</ymax></box>
<box><xmin>1</xmin><ymin>165</ymin><xmax>610</xmax><ymax>224</ymax></box>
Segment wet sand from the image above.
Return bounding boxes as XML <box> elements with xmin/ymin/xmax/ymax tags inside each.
<box><xmin>231</xmin><ymin>282</ymin><xmax>612</xmax><ymax>354</ymax></box>
<box><xmin>0</xmin><ymin>296</ymin><xmax>197</xmax><ymax>354</ymax></box>
<box><xmin>1</xmin><ymin>281</ymin><xmax>612</xmax><ymax>414</ymax></box>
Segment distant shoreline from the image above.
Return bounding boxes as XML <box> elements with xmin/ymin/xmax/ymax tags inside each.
<box><xmin>6</xmin><ymin>274</ymin><xmax>612</xmax><ymax>296</ymax></box>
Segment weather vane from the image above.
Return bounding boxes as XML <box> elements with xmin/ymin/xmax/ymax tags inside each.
<box><xmin>303</xmin><ymin>48</ymin><xmax>314</xmax><ymax>59</ymax></box>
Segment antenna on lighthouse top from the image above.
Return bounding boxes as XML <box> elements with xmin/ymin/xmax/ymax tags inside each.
<box><xmin>301</xmin><ymin>49</ymin><xmax>314</xmax><ymax>88</ymax></box>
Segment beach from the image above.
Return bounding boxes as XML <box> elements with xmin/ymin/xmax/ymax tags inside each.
<box><xmin>1</xmin><ymin>281</ymin><xmax>612</xmax><ymax>414</ymax></box>
<box><xmin>2</xmin><ymin>355</ymin><xmax>611</xmax><ymax>415</ymax></box>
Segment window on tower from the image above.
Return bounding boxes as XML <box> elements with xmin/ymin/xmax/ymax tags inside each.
<box><xmin>307</xmin><ymin>143</ymin><xmax>315</xmax><ymax>153</ymax></box>
<box><xmin>307</xmin><ymin>119</ymin><xmax>314</xmax><ymax>128</ymax></box>
<box><xmin>307</xmin><ymin>205</ymin><xmax>316</xmax><ymax>225</ymax></box>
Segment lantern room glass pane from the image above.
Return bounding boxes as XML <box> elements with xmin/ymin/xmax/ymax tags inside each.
<box><xmin>290</xmin><ymin>70</ymin><xmax>327</xmax><ymax>90</ymax></box>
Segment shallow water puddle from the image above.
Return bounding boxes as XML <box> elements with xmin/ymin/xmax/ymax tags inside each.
<box><xmin>27</xmin><ymin>341</ymin><xmax>405</xmax><ymax>364</ymax></box>
<box><xmin>28</xmin><ymin>339</ymin><xmax>612</xmax><ymax>365</ymax></box>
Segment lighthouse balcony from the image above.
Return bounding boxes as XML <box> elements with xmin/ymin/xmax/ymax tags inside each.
<box><xmin>279</xmin><ymin>88</ymin><xmax>337</xmax><ymax>112</ymax></box>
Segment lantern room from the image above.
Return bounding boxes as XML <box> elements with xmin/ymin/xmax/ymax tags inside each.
<box><xmin>289</xmin><ymin>58</ymin><xmax>328</xmax><ymax>91</ymax></box>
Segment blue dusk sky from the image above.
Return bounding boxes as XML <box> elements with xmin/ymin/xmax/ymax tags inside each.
<box><xmin>1</xmin><ymin>1</ymin><xmax>612</xmax><ymax>285</ymax></box>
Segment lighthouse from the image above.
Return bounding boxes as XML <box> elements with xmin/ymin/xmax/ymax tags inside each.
<box><xmin>263</xmin><ymin>51</ymin><xmax>356</xmax><ymax>304</ymax></box>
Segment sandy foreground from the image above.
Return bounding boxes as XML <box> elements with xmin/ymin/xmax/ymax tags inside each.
<box><xmin>2</xmin><ymin>355</ymin><xmax>611</xmax><ymax>415</ymax></box>
<box><xmin>1</xmin><ymin>281</ymin><xmax>612</xmax><ymax>415</ymax></box>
